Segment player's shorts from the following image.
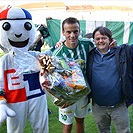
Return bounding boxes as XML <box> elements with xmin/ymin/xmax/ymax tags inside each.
<box><xmin>59</xmin><ymin>96</ymin><xmax>91</xmax><ymax>125</ymax></box>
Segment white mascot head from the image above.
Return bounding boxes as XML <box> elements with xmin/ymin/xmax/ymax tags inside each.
<box><xmin>0</xmin><ymin>7</ymin><xmax>36</xmax><ymax>52</ymax></box>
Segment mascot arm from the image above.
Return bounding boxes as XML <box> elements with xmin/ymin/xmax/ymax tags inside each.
<box><xmin>0</xmin><ymin>98</ymin><xmax>16</xmax><ymax>126</ymax></box>
<box><xmin>28</xmin><ymin>49</ymin><xmax>52</xmax><ymax>59</ymax></box>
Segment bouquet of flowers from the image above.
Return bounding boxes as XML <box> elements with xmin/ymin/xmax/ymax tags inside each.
<box><xmin>39</xmin><ymin>55</ymin><xmax>91</xmax><ymax>107</ymax></box>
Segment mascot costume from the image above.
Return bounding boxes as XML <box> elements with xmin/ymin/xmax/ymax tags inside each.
<box><xmin>0</xmin><ymin>7</ymin><xmax>49</xmax><ymax>133</ymax></box>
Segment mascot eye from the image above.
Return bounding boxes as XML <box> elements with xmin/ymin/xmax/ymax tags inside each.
<box><xmin>24</xmin><ymin>22</ymin><xmax>32</xmax><ymax>31</ymax></box>
<box><xmin>2</xmin><ymin>22</ymin><xmax>11</xmax><ymax>31</ymax></box>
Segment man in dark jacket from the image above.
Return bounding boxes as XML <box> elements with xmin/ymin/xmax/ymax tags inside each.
<box><xmin>86</xmin><ymin>26</ymin><xmax>132</xmax><ymax>133</ymax></box>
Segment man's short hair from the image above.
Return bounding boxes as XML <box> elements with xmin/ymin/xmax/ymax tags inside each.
<box><xmin>62</xmin><ymin>17</ymin><xmax>80</xmax><ymax>31</ymax></box>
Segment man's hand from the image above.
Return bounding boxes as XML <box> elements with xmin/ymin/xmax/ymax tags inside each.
<box><xmin>54</xmin><ymin>41</ymin><xmax>63</xmax><ymax>48</ymax></box>
<box><xmin>109</xmin><ymin>39</ymin><xmax>117</xmax><ymax>48</ymax></box>
<box><xmin>0</xmin><ymin>100</ymin><xmax>16</xmax><ymax>126</ymax></box>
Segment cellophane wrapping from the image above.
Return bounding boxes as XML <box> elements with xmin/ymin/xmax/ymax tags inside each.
<box><xmin>39</xmin><ymin>56</ymin><xmax>91</xmax><ymax>107</ymax></box>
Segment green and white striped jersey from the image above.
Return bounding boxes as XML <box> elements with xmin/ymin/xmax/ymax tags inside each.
<box><xmin>52</xmin><ymin>39</ymin><xmax>94</xmax><ymax>73</ymax></box>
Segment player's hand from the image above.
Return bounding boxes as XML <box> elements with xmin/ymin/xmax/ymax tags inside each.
<box><xmin>60</xmin><ymin>103</ymin><xmax>70</xmax><ymax>109</ymax></box>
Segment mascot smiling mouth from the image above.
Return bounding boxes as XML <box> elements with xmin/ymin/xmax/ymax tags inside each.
<box><xmin>8</xmin><ymin>38</ymin><xmax>29</xmax><ymax>48</ymax></box>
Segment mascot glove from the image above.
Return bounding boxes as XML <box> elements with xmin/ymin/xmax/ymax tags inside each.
<box><xmin>0</xmin><ymin>100</ymin><xmax>16</xmax><ymax>126</ymax></box>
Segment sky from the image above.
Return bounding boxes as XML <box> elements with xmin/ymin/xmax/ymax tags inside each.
<box><xmin>0</xmin><ymin>0</ymin><xmax>133</xmax><ymax>7</ymax></box>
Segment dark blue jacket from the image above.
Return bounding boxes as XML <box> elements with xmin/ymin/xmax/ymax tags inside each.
<box><xmin>86</xmin><ymin>44</ymin><xmax>133</xmax><ymax>107</ymax></box>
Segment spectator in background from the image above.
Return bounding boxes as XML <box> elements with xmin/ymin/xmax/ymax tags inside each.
<box><xmin>86</xmin><ymin>26</ymin><xmax>132</xmax><ymax>133</ymax></box>
<box><xmin>84</xmin><ymin>33</ymin><xmax>93</xmax><ymax>39</ymax></box>
<box><xmin>83</xmin><ymin>33</ymin><xmax>94</xmax><ymax>43</ymax></box>
<box><xmin>29</xmin><ymin>24</ymin><xmax>51</xmax><ymax>51</ymax></box>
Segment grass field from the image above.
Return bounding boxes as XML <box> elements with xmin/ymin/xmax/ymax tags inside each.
<box><xmin>0</xmin><ymin>97</ymin><xmax>133</xmax><ymax>133</ymax></box>
<box><xmin>47</xmin><ymin>99</ymin><xmax>133</xmax><ymax>133</ymax></box>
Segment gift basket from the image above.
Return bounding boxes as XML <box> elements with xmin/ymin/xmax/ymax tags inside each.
<box><xmin>39</xmin><ymin>55</ymin><xmax>91</xmax><ymax>107</ymax></box>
